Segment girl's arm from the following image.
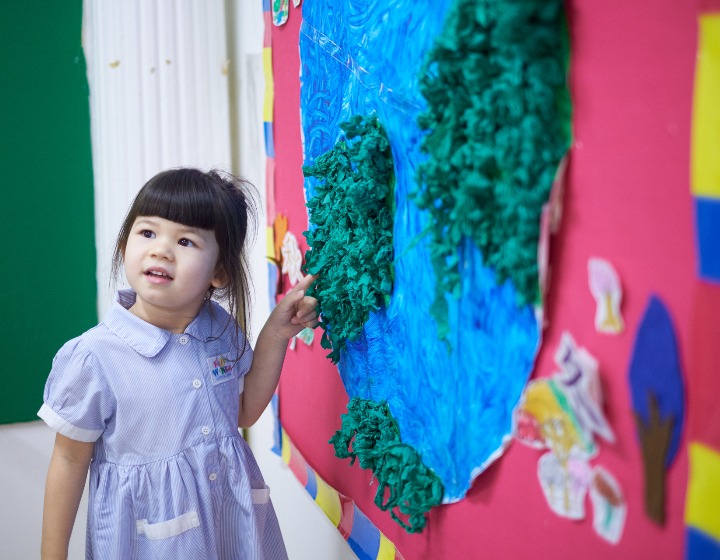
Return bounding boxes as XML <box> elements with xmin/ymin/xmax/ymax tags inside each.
<box><xmin>238</xmin><ymin>275</ymin><xmax>318</xmax><ymax>428</ymax></box>
<box><xmin>42</xmin><ymin>433</ymin><xmax>94</xmax><ymax>560</ymax></box>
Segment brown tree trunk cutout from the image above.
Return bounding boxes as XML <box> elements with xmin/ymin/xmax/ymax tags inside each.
<box><xmin>634</xmin><ymin>392</ymin><xmax>672</xmax><ymax>525</ymax></box>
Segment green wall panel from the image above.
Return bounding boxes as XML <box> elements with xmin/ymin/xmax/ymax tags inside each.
<box><xmin>0</xmin><ymin>3</ymin><xmax>97</xmax><ymax>423</ymax></box>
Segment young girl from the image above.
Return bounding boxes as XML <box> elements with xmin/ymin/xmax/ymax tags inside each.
<box><xmin>39</xmin><ymin>168</ymin><xmax>317</xmax><ymax>560</ymax></box>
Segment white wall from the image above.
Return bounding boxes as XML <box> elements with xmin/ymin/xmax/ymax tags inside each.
<box><xmin>0</xmin><ymin>421</ymin><xmax>87</xmax><ymax>559</ymax></box>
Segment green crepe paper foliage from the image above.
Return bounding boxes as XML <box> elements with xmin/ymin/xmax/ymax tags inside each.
<box><xmin>415</xmin><ymin>0</ymin><xmax>571</xmax><ymax>337</ymax></box>
<box><xmin>302</xmin><ymin>115</ymin><xmax>395</xmax><ymax>363</ymax></box>
<box><xmin>329</xmin><ymin>397</ymin><xmax>444</xmax><ymax>533</ymax></box>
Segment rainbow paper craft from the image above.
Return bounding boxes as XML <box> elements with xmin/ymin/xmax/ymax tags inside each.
<box><xmin>263</xmin><ymin>0</ymin><xmax>278</xmax><ymax>311</ymax></box>
<box><xmin>279</xmin><ymin>428</ymin><xmax>405</xmax><ymax>560</ymax></box>
<box><xmin>691</xmin><ymin>1</ymin><xmax>720</xmax><ymax>283</ymax></box>
<box><xmin>262</xmin><ymin>0</ymin><xmax>275</xmax><ymax>221</ymax></box>
<box><xmin>686</xmin><ymin>4</ymin><xmax>720</xmax><ymax>557</ymax></box>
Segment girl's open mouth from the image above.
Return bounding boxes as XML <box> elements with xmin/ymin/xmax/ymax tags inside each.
<box><xmin>145</xmin><ymin>269</ymin><xmax>174</xmax><ymax>281</ymax></box>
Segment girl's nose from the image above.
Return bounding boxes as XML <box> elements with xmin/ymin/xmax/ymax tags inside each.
<box><xmin>150</xmin><ymin>239</ymin><xmax>174</xmax><ymax>260</ymax></box>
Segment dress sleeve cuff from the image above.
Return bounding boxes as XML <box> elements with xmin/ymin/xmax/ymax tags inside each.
<box><xmin>37</xmin><ymin>403</ymin><xmax>103</xmax><ymax>442</ymax></box>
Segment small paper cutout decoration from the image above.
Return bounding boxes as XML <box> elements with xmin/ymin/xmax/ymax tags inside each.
<box><xmin>273</xmin><ymin>214</ymin><xmax>289</xmax><ymax>265</ymax></box>
<box><xmin>268</xmin><ymin>214</ymin><xmax>290</xmax><ymax>303</ymax></box>
<box><xmin>515</xmin><ymin>332</ymin><xmax>614</xmax><ymax>459</ymax></box>
<box><xmin>554</xmin><ymin>332</ymin><xmax>615</xmax><ymax>445</ymax></box>
<box><xmin>589</xmin><ymin>466</ymin><xmax>627</xmax><ymax>544</ymax></box>
<box><xmin>537</xmin><ymin>450</ymin><xmax>592</xmax><ymax>520</ymax></box>
<box><xmin>628</xmin><ymin>294</ymin><xmax>685</xmax><ymax>525</ymax></box>
<box><xmin>515</xmin><ymin>333</ymin><xmax>623</xmax><ymax>539</ymax></box>
<box><xmin>297</xmin><ymin>327</ymin><xmax>315</xmax><ymax>346</ymax></box>
<box><xmin>588</xmin><ymin>257</ymin><xmax>625</xmax><ymax>334</ymax></box>
<box><xmin>516</xmin><ymin>378</ymin><xmax>594</xmax><ymax>459</ymax></box>
<box><xmin>281</xmin><ymin>231</ymin><xmax>304</xmax><ymax>287</ymax></box>
<box><xmin>272</xmin><ymin>0</ymin><xmax>289</xmax><ymax>26</ymax></box>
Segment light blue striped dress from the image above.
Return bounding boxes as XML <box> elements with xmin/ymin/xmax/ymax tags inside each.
<box><xmin>39</xmin><ymin>290</ymin><xmax>288</xmax><ymax>560</ymax></box>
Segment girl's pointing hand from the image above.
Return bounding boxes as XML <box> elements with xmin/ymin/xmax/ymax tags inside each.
<box><xmin>268</xmin><ymin>275</ymin><xmax>319</xmax><ymax>341</ymax></box>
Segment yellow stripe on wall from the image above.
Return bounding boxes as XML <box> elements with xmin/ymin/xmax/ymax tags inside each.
<box><xmin>691</xmin><ymin>14</ymin><xmax>720</xmax><ymax>197</ymax></box>
<box><xmin>263</xmin><ymin>47</ymin><xmax>275</xmax><ymax>123</ymax></box>
<box><xmin>686</xmin><ymin>442</ymin><xmax>720</xmax><ymax>541</ymax></box>
<box><xmin>376</xmin><ymin>532</ymin><xmax>396</xmax><ymax>560</ymax></box>
<box><xmin>266</xmin><ymin>226</ymin><xmax>275</xmax><ymax>259</ymax></box>
<box><xmin>281</xmin><ymin>429</ymin><xmax>292</xmax><ymax>465</ymax></box>
<box><xmin>315</xmin><ymin>475</ymin><xmax>343</xmax><ymax>527</ymax></box>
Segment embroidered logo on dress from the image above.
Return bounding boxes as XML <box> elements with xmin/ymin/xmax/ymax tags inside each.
<box><xmin>207</xmin><ymin>354</ymin><xmax>234</xmax><ymax>385</ymax></box>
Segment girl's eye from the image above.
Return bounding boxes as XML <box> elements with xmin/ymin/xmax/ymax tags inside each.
<box><xmin>141</xmin><ymin>230</ymin><xmax>155</xmax><ymax>238</ymax></box>
<box><xmin>178</xmin><ymin>238</ymin><xmax>195</xmax><ymax>247</ymax></box>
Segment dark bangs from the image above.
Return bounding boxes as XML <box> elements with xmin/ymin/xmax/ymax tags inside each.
<box><xmin>133</xmin><ymin>168</ymin><xmax>219</xmax><ymax>231</ymax></box>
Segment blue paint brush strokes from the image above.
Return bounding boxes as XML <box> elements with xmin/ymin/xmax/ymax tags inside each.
<box><xmin>300</xmin><ymin>0</ymin><xmax>541</xmax><ymax>501</ymax></box>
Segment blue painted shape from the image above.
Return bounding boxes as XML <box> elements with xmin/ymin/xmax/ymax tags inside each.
<box><xmin>687</xmin><ymin>527</ymin><xmax>720</xmax><ymax>560</ymax></box>
<box><xmin>267</xmin><ymin>262</ymin><xmax>278</xmax><ymax>312</ymax></box>
<box><xmin>300</xmin><ymin>0</ymin><xmax>541</xmax><ymax>501</ymax></box>
<box><xmin>695</xmin><ymin>197</ymin><xmax>720</xmax><ymax>283</ymax></box>
<box><xmin>305</xmin><ymin>464</ymin><xmax>318</xmax><ymax>499</ymax></box>
<box><xmin>264</xmin><ymin>121</ymin><xmax>275</xmax><ymax>158</ymax></box>
<box><xmin>270</xmin><ymin>393</ymin><xmax>281</xmax><ymax>456</ymax></box>
<box><xmin>628</xmin><ymin>295</ymin><xmax>685</xmax><ymax>467</ymax></box>
<box><xmin>347</xmin><ymin>505</ymin><xmax>381</xmax><ymax>560</ymax></box>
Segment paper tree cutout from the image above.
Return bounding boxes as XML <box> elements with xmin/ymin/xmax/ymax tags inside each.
<box><xmin>588</xmin><ymin>257</ymin><xmax>624</xmax><ymax>334</ymax></box>
<box><xmin>627</xmin><ymin>294</ymin><xmax>685</xmax><ymax>524</ymax></box>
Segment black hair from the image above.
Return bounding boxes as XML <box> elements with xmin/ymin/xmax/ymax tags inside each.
<box><xmin>112</xmin><ymin>167</ymin><xmax>257</xmax><ymax>345</ymax></box>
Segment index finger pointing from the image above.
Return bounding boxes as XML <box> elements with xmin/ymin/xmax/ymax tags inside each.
<box><xmin>293</xmin><ymin>274</ymin><xmax>317</xmax><ymax>293</ymax></box>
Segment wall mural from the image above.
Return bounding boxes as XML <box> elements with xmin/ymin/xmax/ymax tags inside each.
<box><xmin>297</xmin><ymin>0</ymin><xmax>570</xmax><ymax>530</ymax></box>
<box><xmin>267</xmin><ymin>0</ymin><xmax>711</xmax><ymax>557</ymax></box>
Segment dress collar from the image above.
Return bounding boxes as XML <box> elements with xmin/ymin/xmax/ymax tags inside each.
<box><xmin>104</xmin><ymin>290</ymin><xmax>223</xmax><ymax>357</ymax></box>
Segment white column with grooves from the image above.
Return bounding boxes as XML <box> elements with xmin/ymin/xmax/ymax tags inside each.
<box><xmin>83</xmin><ymin>0</ymin><xmax>232</xmax><ymax>319</ymax></box>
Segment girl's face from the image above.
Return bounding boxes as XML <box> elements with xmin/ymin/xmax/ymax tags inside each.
<box><xmin>123</xmin><ymin>216</ymin><xmax>226</xmax><ymax>333</ymax></box>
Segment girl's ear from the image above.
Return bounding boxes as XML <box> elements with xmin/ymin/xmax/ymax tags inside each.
<box><xmin>211</xmin><ymin>263</ymin><xmax>228</xmax><ymax>289</ymax></box>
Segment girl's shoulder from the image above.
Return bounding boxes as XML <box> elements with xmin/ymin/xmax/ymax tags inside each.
<box><xmin>52</xmin><ymin>323</ymin><xmax>107</xmax><ymax>369</ymax></box>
